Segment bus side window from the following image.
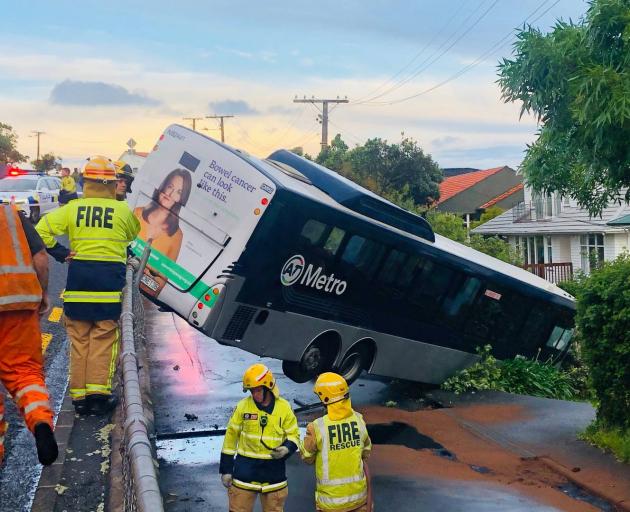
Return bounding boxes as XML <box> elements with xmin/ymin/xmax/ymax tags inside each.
<box><xmin>323</xmin><ymin>227</ymin><xmax>346</xmax><ymax>257</ymax></box>
<box><xmin>377</xmin><ymin>249</ymin><xmax>408</xmax><ymax>286</ymax></box>
<box><xmin>300</xmin><ymin>219</ymin><xmax>327</xmax><ymax>247</ymax></box>
<box><xmin>442</xmin><ymin>276</ymin><xmax>482</xmax><ymax>322</ymax></box>
<box><xmin>341</xmin><ymin>235</ymin><xmax>386</xmax><ymax>280</ymax></box>
<box><xmin>408</xmin><ymin>260</ymin><xmax>455</xmax><ymax>317</ymax></box>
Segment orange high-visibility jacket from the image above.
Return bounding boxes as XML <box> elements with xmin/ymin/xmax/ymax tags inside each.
<box><xmin>0</xmin><ymin>204</ymin><xmax>42</xmax><ymax>311</ymax></box>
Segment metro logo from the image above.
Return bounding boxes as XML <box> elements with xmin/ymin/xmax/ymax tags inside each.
<box><xmin>280</xmin><ymin>254</ymin><xmax>347</xmax><ymax>295</ymax></box>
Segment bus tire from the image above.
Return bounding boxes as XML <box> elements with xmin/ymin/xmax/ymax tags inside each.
<box><xmin>282</xmin><ymin>335</ymin><xmax>339</xmax><ymax>383</ymax></box>
<box><xmin>282</xmin><ymin>360</ymin><xmax>312</xmax><ymax>384</ymax></box>
<box><xmin>337</xmin><ymin>343</ymin><xmax>373</xmax><ymax>385</ymax></box>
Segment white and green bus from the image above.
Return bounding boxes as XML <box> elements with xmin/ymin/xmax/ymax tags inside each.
<box><xmin>129</xmin><ymin>124</ymin><xmax>575</xmax><ymax>384</ymax></box>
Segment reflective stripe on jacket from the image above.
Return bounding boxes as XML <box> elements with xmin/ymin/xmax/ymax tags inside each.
<box><xmin>221</xmin><ymin>396</ymin><xmax>300</xmax><ymax>492</ymax></box>
<box><xmin>36</xmin><ymin>197</ymin><xmax>140</xmax><ymax>264</ymax></box>
<box><xmin>309</xmin><ymin>412</ymin><xmax>371</xmax><ymax>511</ymax></box>
<box><xmin>0</xmin><ymin>205</ymin><xmax>42</xmax><ymax>311</ymax></box>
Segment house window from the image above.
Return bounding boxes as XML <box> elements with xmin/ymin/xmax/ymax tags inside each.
<box><xmin>533</xmin><ymin>193</ymin><xmax>553</xmax><ymax>219</ymax></box>
<box><xmin>580</xmin><ymin>234</ymin><xmax>604</xmax><ymax>273</ymax></box>
<box><xmin>519</xmin><ymin>236</ymin><xmax>552</xmax><ymax>265</ymax></box>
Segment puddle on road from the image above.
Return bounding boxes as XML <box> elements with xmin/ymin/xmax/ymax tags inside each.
<box><xmin>557</xmin><ymin>483</ymin><xmax>615</xmax><ymax>512</ymax></box>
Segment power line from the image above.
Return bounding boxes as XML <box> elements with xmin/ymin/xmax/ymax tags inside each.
<box><xmin>353</xmin><ymin>0</ymin><xmax>500</xmax><ymax>105</ymax></box>
<box><xmin>360</xmin><ymin>0</ymin><xmax>558</xmax><ymax>106</ymax></box>
<box><xmin>352</xmin><ymin>0</ymin><xmax>471</xmax><ymax>104</ymax></box>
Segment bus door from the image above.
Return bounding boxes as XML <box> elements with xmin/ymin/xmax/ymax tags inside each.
<box><xmin>129</xmin><ymin>124</ymin><xmax>276</xmax><ymax>319</ymax></box>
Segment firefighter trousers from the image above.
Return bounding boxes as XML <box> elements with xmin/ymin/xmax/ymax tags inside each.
<box><xmin>65</xmin><ymin>318</ymin><xmax>119</xmax><ymax>401</ymax></box>
<box><xmin>0</xmin><ymin>310</ymin><xmax>54</xmax><ymax>464</ymax></box>
<box><xmin>228</xmin><ymin>485</ymin><xmax>289</xmax><ymax>512</ymax></box>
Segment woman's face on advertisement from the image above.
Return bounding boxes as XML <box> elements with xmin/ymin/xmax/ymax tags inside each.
<box><xmin>159</xmin><ymin>175</ymin><xmax>184</xmax><ymax>209</ymax></box>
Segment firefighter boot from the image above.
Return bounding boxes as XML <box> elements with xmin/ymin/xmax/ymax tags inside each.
<box><xmin>34</xmin><ymin>422</ymin><xmax>58</xmax><ymax>465</ymax></box>
<box><xmin>87</xmin><ymin>394</ymin><xmax>118</xmax><ymax>416</ymax></box>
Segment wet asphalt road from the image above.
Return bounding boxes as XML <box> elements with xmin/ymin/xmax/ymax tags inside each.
<box><xmin>0</xmin><ymin>253</ymin><xmax>68</xmax><ymax>512</ymax></box>
<box><xmin>144</xmin><ymin>303</ymin><xmax>578</xmax><ymax>512</ymax></box>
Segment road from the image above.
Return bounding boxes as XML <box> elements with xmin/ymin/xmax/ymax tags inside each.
<box><xmin>144</xmin><ymin>302</ymin><xmax>617</xmax><ymax>512</ymax></box>
<box><xmin>0</xmin><ymin>253</ymin><xmax>68</xmax><ymax>511</ymax></box>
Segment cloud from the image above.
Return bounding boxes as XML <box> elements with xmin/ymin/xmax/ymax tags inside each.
<box><xmin>50</xmin><ymin>80</ymin><xmax>160</xmax><ymax>106</ymax></box>
<box><xmin>209</xmin><ymin>99</ymin><xmax>259</xmax><ymax>116</ymax></box>
<box><xmin>431</xmin><ymin>135</ymin><xmax>462</xmax><ymax>148</ymax></box>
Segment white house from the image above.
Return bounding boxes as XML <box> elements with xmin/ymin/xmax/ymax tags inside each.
<box><xmin>472</xmin><ymin>186</ymin><xmax>630</xmax><ymax>283</ymax></box>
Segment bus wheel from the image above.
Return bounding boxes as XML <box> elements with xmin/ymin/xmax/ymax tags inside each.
<box><xmin>282</xmin><ymin>360</ymin><xmax>312</xmax><ymax>384</ymax></box>
<box><xmin>282</xmin><ymin>338</ymin><xmax>338</xmax><ymax>383</ymax></box>
<box><xmin>337</xmin><ymin>344</ymin><xmax>372</xmax><ymax>385</ymax></box>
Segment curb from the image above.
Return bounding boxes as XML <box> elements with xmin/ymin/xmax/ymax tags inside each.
<box><xmin>538</xmin><ymin>456</ymin><xmax>630</xmax><ymax>512</ymax></box>
<box><xmin>31</xmin><ymin>395</ymin><xmax>75</xmax><ymax>512</ymax></box>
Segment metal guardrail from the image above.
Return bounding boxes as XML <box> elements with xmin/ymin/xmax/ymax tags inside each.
<box><xmin>119</xmin><ymin>265</ymin><xmax>164</xmax><ymax>512</ymax></box>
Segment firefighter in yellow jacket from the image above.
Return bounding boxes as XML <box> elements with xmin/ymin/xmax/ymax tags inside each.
<box><xmin>302</xmin><ymin>373</ymin><xmax>372</xmax><ymax>512</ymax></box>
<box><xmin>220</xmin><ymin>364</ymin><xmax>300</xmax><ymax>512</ymax></box>
<box><xmin>36</xmin><ymin>156</ymin><xmax>140</xmax><ymax>415</ymax></box>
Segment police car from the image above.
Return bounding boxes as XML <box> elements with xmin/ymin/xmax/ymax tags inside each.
<box><xmin>0</xmin><ymin>169</ymin><xmax>61</xmax><ymax>223</ymax></box>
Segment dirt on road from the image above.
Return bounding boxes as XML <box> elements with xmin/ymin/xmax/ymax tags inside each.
<box><xmin>360</xmin><ymin>405</ymin><xmax>604</xmax><ymax>512</ymax></box>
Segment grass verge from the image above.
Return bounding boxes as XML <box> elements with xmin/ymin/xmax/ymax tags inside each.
<box><xmin>580</xmin><ymin>422</ymin><xmax>630</xmax><ymax>464</ymax></box>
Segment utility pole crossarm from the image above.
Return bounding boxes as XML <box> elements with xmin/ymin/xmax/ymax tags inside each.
<box><xmin>293</xmin><ymin>97</ymin><xmax>348</xmax><ymax>150</ymax></box>
<box><xmin>206</xmin><ymin>115</ymin><xmax>235</xmax><ymax>143</ymax></box>
<box><xmin>183</xmin><ymin>117</ymin><xmax>204</xmax><ymax>131</ymax></box>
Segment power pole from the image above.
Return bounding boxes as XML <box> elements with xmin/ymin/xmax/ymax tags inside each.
<box><xmin>293</xmin><ymin>96</ymin><xmax>348</xmax><ymax>150</ymax></box>
<box><xmin>183</xmin><ymin>117</ymin><xmax>203</xmax><ymax>131</ymax></box>
<box><xmin>31</xmin><ymin>130</ymin><xmax>45</xmax><ymax>160</ymax></box>
<box><xmin>206</xmin><ymin>115</ymin><xmax>234</xmax><ymax>143</ymax></box>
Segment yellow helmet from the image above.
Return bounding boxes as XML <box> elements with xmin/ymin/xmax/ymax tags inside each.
<box><xmin>243</xmin><ymin>364</ymin><xmax>279</xmax><ymax>398</ymax></box>
<box><xmin>313</xmin><ymin>372</ymin><xmax>349</xmax><ymax>405</ymax></box>
<box><xmin>82</xmin><ymin>155</ymin><xmax>117</xmax><ymax>182</ymax></box>
<box><xmin>114</xmin><ymin>160</ymin><xmax>134</xmax><ymax>179</ymax></box>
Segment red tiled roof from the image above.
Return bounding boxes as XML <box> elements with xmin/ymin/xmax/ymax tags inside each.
<box><xmin>437</xmin><ymin>166</ymin><xmax>505</xmax><ymax>203</ymax></box>
<box><xmin>480</xmin><ymin>183</ymin><xmax>524</xmax><ymax>209</ymax></box>
<box><xmin>135</xmin><ymin>151</ymin><xmax>149</xmax><ymax>157</ymax></box>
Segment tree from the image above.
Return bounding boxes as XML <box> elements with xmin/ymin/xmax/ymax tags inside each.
<box><xmin>498</xmin><ymin>0</ymin><xmax>630</xmax><ymax>215</ymax></box>
<box><xmin>425</xmin><ymin>211</ymin><xmax>467</xmax><ymax>243</ymax></box>
<box><xmin>345</xmin><ymin>137</ymin><xmax>442</xmax><ymax>206</ymax></box>
<box><xmin>32</xmin><ymin>153</ymin><xmax>58</xmax><ymax>172</ymax></box>
<box><xmin>0</xmin><ymin>122</ymin><xmax>28</xmax><ymax>163</ymax></box>
<box><xmin>315</xmin><ymin>134</ymin><xmax>348</xmax><ymax>171</ymax></box>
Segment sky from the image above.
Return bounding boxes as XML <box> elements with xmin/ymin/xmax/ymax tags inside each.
<box><xmin>1</xmin><ymin>0</ymin><xmax>588</xmax><ymax>171</ymax></box>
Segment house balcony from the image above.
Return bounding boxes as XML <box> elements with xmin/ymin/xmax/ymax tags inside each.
<box><xmin>523</xmin><ymin>262</ymin><xmax>573</xmax><ymax>284</ymax></box>
<box><xmin>512</xmin><ymin>199</ymin><xmax>559</xmax><ymax>222</ymax></box>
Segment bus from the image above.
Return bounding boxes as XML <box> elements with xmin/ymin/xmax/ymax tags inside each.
<box><xmin>128</xmin><ymin>124</ymin><xmax>575</xmax><ymax>385</ymax></box>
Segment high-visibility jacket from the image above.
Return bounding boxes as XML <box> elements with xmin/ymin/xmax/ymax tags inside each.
<box><xmin>36</xmin><ymin>197</ymin><xmax>140</xmax><ymax>320</ymax></box>
<box><xmin>0</xmin><ymin>205</ymin><xmax>42</xmax><ymax>312</ymax></box>
<box><xmin>220</xmin><ymin>396</ymin><xmax>300</xmax><ymax>493</ymax></box>
<box><xmin>61</xmin><ymin>176</ymin><xmax>76</xmax><ymax>193</ymax></box>
<box><xmin>304</xmin><ymin>412</ymin><xmax>371</xmax><ymax>511</ymax></box>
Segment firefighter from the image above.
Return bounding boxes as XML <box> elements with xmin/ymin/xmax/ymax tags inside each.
<box><xmin>113</xmin><ymin>160</ymin><xmax>134</xmax><ymax>201</ymax></box>
<box><xmin>0</xmin><ymin>204</ymin><xmax>58</xmax><ymax>466</ymax></box>
<box><xmin>301</xmin><ymin>372</ymin><xmax>372</xmax><ymax>512</ymax></box>
<box><xmin>36</xmin><ymin>156</ymin><xmax>140</xmax><ymax>415</ymax></box>
<box><xmin>59</xmin><ymin>167</ymin><xmax>78</xmax><ymax>204</ymax></box>
<box><xmin>220</xmin><ymin>364</ymin><xmax>300</xmax><ymax>512</ymax></box>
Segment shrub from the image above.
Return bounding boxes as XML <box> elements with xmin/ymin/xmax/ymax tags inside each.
<box><xmin>576</xmin><ymin>254</ymin><xmax>630</xmax><ymax>430</ymax></box>
<box><xmin>442</xmin><ymin>345</ymin><xmax>579</xmax><ymax>400</ymax></box>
